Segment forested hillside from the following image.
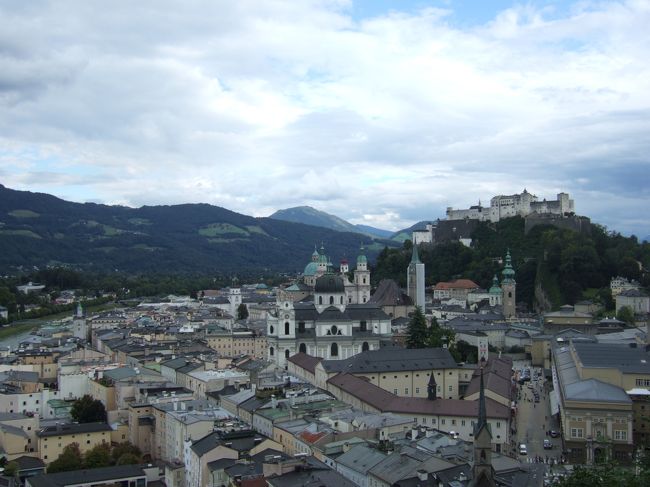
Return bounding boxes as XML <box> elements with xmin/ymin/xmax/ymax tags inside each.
<box><xmin>0</xmin><ymin>185</ymin><xmax>395</xmax><ymax>275</ymax></box>
<box><xmin>373</xmin><ymin>217</ymin><xmax>650</xmax><ymax>311</ymax></box>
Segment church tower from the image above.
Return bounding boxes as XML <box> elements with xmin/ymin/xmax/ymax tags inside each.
<box><xmin>407</xmin><ymin>244</ymin><xmax>425</xmax><ymax>310</ymax></box>
<box><xmin>353</xmin><ymin>245</ymin><xmax>371</xmax><ymax>303</ymax></box>
<box><xmin>427</xmin><ymin>371</ymin><xmax>437</xmax><ymax>400</ymax></box>
<box><xmin>72</xmin><ymin>302</ymin><xmax>87</xmax><ymax>341</ymax></box>
<box><xmin>229</xmin><ymin>277</ymin><xmax>242</xmax><ymax>320</ymax></box>
<box><xmin>471</xmin><ymin>367</ymin><xmax>496</xmax><ymax>487</ymax></box>
<box><xmin>501</xmin><ymin>250</ymin><xmax>516</xmax><ymax>319</ymax></box>
<box><xmin>488</xmin><ymin>275</ymin><xmax>502</xmax><ymax>307</ymax></box>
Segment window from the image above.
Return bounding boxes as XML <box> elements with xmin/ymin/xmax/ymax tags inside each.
<box><xmin>394</xmin><ymin>389</ymin><xmax>398</xmax><ymax>394</ymax></box>
<box><xmin>329</xmin><ymin>296</ymin><xmax>334</xmax><ymax>305</ymax></box>
<box><xmin>360</xmin><ymin>320</ymin><xmax>367</xmax><ymax>332</ymax></box>
<box><xmin>441</xmin><ymin>419</ymin><xmax>446</xmax><ymax>425</ymax></box>
<box><xmin>405</xmin><ymin>388</ymin><xmax>409</xmax><ymax>395</ymax></box>
<box><xmin>319</xmin><ymin>296</ymin><xmax>323</xmax><ymax>305</ymax></box>
<box><xmin>285</xmin><ymin>349</ymin><xmax>290</xmax><ymax>359</ymax></box>
<box><xmin>284</xmin><ymin>322</ymin><xmax>290</xmax><ymax>335</ymax></box>
<box><xmin>570</xmin><ymin>428</ymin><xmax>584</xmax><ymax>439</ymax></box>
<box><xmin>298</xmin><ymin>322</ymin><xmax>305</xmax><ymax>333</ymax></box>
<box><xmin>415</xmin><ymin>388</ymin><xmax>420</xmax><ymax>394</ymax></box>
<box><xmin>461</xmin><ymin>420</ymin><xmax>465</xmax><ymax>426</ymax></box>
<box><xmin>452</xmin><ymin>420</ymin><xmax>456</xmax><ymax>426</ymax></box>
<box><xmin>331</xmin><ymin>343</ymin><xmax>338</xmax><ymax>357</ymax></box>
<box><xmin>614</xmin><ymin>430</ymin><xmax>628</xmax><ymax>441</ymax></box>
<box><xmin>362</xmin><ymin>342</ymin><xmax>369</xmax><ymax>352</ymax></box>
<box><xmin>496</xmin><ymin>422</ymin><xmax>501</xmax><ymax>428</ymax></box>
<box><xmin>448</xmin><ymin>386</ymin><xmax>452</xmax><ymax>391</ymax></box>
<box><xmin>636</xmin><ymin>379</ymin><xmax>650</xmax><ymax>387</ymax></box>
<box><xmin>269</xmin><ymin>325</ymin><xmax>274</xmax><ymax>334</ymax></box>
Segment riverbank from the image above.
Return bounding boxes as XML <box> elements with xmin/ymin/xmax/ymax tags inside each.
<box><xmin>0</xmin><ymin>301</ymin><xmax>120</xmax><ymax>342</ymax></box>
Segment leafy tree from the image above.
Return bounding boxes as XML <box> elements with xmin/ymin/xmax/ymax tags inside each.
<box><xmin>406</xmin><ymin>306</ymin><xmax>428</xmax><ymax>349</ymax></box>
<box><xmin>426</xmin><ymin>317</ymin><xmax>456</xmax><ymax>349</ymax></box>
<box><xmin>111</xmin><ymin>442</ymin><xmax>141</xmax><ymax>464</ymax></box>
<box><xmin>70</xmin><ymin>395</ymin><xmax>107</xmax><ymax>423</ymax></box>
<box><xmin>237</xmin><ymin>303</ymin><xmax>249</xmax><ymax>321</ymax></box>
<box><xmin>554</xmin><ymin>459</ymin><xmax>650</xmax><ymax>487</ymax></box>
<box><xmin>115</xmin><ymin>453</ymin><xmax>141</xmax><ymax>465</ymax></box>
<box><xmin>3</xmin><ymin>461</ymin><xmax>18</xmax><ymax>477</ymax></box>
<box><xmin>85</xmin><ymin>443</ymin><xmax>111</xmax><ymax>468</ymax></box>
<box><xmin>616</xmin><ymin>306</ymin><xmax>635</xmax><ymax>326</ymax></box>
<box><xmin>48</xmin><ymin>443</ymin><xmax>83</xmax><ymax>473</ymax></box>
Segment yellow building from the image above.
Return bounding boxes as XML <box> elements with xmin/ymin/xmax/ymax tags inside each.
<box><xmin>36</xmin><ymin>422</ymin><xmax>112</xmax><ymax>464</ymax></box>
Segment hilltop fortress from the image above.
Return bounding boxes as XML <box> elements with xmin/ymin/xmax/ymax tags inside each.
<box><xmin>446</xmin><ymin>189</ymin><xmax>574</xmax><ymax>222</ymax></box>
<box><xmin>413</xmin><ymin>189</ymin><xmax>589</xmax><ymax>246</ymax></box>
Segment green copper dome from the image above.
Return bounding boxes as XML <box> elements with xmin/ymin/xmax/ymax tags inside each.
<box><xmin>304</xmin><ymin>261</ymin><xmax>319</xmax><ymax>276</ymax></box>
<box><xmin>489</xmin><ymin>275</ymin><xmax>502</xmax><ymax>294</ymax></box>
<box><xmin>357</xmin><ymin>245</ymin><xmax>367</xmax><ymax>264</ymax></box>
<box><xmin>502</xmin><ymin>250</ymin><xmax>515</xmax><ymax>282</ymax></box>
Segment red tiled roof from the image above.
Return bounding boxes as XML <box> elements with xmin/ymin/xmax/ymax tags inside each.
<box><xmin>299</xmin><ymin>430</ymin><xmax>328</xmax><ymax>444</ymax></box>
<box><xmin>433</xmin><ymin>279</ymin><xmax>480</xmax><ymax>290</ymax></box>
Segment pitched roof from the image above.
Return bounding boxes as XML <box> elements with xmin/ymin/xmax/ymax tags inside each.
<box><xmin>287</xmin><ymin>353</ymin><xmax>322</xmax><ymax>374</ymax></box>
<box><xmin>26</xmin><ymin>465</ymin><xmax>145</xmax><ymax>487</ymax></box>
<box><xmin>434</xmin><ymin>279</ymin><xmax>479</xmax><ymax>290</ymax></box>
<box><xmin>327</xmin><ymin>373</ymin><xmax>510</xmax><ymax>419</ymax></box>
<box><xmin>321</xmin><ymin>347</ymin><xmax>457</xmax><ymax>374</ymax></box>
<box><xmin>369</xmin><ymin>280</ymin><xmax>413</xmax><ymax>306</ymax></box>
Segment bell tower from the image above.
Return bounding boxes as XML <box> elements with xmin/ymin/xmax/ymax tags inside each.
<box><xmin>501</xmin><ymin>250</ymin><xmax>516</xmax><ymax>319</ymax></box>
<box><xmin>471</xmin><ymin>366</ymin><xmax>496</xmax><ymax>487</ymax></box>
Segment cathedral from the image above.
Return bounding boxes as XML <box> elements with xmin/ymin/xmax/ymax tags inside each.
<box><xmin>267</xmin><ymin>245</ymin><xmax>392</xmax><ymax>367</ymax></box>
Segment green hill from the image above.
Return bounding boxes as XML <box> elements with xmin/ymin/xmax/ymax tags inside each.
<box><xmin>374</xmin><ymin>217</ymin><xmax>650</xmax><ymax>311</ymax></box>
<box><xmin>0</xmin><ymin>185</ymin><xmax>392</xmax><ymax>274</ymax></box>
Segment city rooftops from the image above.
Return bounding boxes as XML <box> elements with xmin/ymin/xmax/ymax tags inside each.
<box><xmin>572</xmin><ymin>341</ymin><xmax>650</xmax><ymax>374</ymax></box>
<box><xmin>26</xmin><ymin>464</ymin><xmax>146</xmax><ymax>487</ymax></box>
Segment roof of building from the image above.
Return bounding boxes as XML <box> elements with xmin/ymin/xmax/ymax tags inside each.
<box><xmin>36</xmin><ymin>422</ymin><xmax>112</xmax><ymax>438</ymax></box>
<box><xmin>327</xmin><ymin>373</ymin><xmax>510</xmax><ymax>418</ymax></box>
<box><xmin>287</xmin><ymin>353</ymin><xmax>323</xmax><ymax>374</ymax></box>
<box><xmin>26</xmin><ymin>465</ymin><xmax>146</xmax><ymax>487</ymax></box>
<box><xmin>266</xmin><ymin>458</ymin><xmax>357</xmax><ymax>487</ymax></box>
<box><xmin>336</xmin><ymin>444</ymin><xmax>387</xmax><ymax>474</ymax></box>
<box><xmin>434</xmin><ymin>279</ymin><xmax>479</xmax><ymax>291</ymax></box>
<box><xmin>618</xmin><ymin>289</ymin><xmax>648</xmax><ymax>298</ymax></box>
<box><xmin>191</xmin><ymin>429</ymin><xmax>269</xmax><ymax>457</ymax></box>
<box><xmin>13</xmin><ymin>455</ymin><xmax>46</xmax><ymax>471</ymax></box>
<box><xmin>369</xmin><ymin>280</ymin><xmax>413</xmax><ymax>307</ymax></box>
<box><xmin>320</xmin><ymin>347</ymin><xmax>457</xmax><ymax>374</ymax></box>
<box><xmin>572</xmin><ymin>341</ymin><xmax>650</xmax><ymax>374</ymax></box>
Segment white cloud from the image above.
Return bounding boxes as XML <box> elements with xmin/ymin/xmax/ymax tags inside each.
<box><xmin>0</xmin><ymin>0</ymin><xmax>649</xmax><ymax>234</ymax></box>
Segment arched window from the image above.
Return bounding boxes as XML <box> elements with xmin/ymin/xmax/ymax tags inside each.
<box><xmin>299</xmin><ymin>343</ymin><xmax>307</xmax><ymax>354</ymax></box>
<box><xmin>340</xmin><ymin>296</ymin><xmax>343</xmax><ymax>304</ymax></box>
<box><xmin>329</xmin><ymin>296</ymin><xmax>334</xmax><ymax>305</ymax></box>
<box><xmin>331</xmin><ymin>343</ymin><xmax>339</xmax><ymax>357</ymax></box>
<box><xmin>269</xmin><ymin>325</ymin><xmax>274</xmax><ymax>334</ymax></box>
<box><xmin>284</xmin><ymin>322</ymin><xmax>290</xmax><ymax>335</ymax></box>
<box><xmin>285</xmin><ymin>349</ymin><xmax>290</xmax><ymax>359</ymax></box>
<box><xmin>362</xmin><ymin>342</ymin><xmax>369</xmax><ymax>352</ymax></box>
<box><xmin>363</xmin><ymin>277</ymin><xmax>366</xmax><ymax>284</ymax></box>
<box><xmin>319</xmin><ymin>296</ymin><xmax>323</xmax><ymax>305</ymax></box>
<box><xmin>331</xmin><ymin>325</ymin><xmax>338</xmax><ymax>335</ymax></box>
<box><xmin>508</xmin><ymin>292</ymin><xmax>512</xmax><ymax>298</ymax></box>
<box><xmin>269</xmin><ymin>347</ymin><xmax>274</xmax><ymax>356</ymax></box>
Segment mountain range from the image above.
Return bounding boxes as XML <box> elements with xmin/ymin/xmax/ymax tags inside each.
<box><xmin>269</xmin><ymin>206</ymin><xmax>393</xmax><ymax>238</ymax></box>
<box><xmin>0</xmin><ymin>185</ymin><xmax>399</xmax><ymax>275</ymax></box>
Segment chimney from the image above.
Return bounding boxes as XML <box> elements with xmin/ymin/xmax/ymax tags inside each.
<box><xmin>271</xmin><ymin>395</ymin><xmax>277</xmax><ymax>409</ymax></box>
<box><xmin>416</xmin><ymin>470</ymin><xmax>428</xmax><ymax>482</ymax></box>
<box><xmin>411</xmin><ymin>428</ymin><xmax>418</xmax><ymax>441</ymax></box>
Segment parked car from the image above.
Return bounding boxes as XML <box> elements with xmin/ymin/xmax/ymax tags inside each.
<box><xmin>550</xmin><ymin>430</ymin><xmax>560</xmax><ymax>438</ymax></box>
<box><xmin>543</xmin><ymin>439</ymin><xmax>552</xmax><ymax>449</ymax></box>
<box><xmin>519</xmin><ymin>444</ymin><xmax>528</xmax><ymax>455</ymax></box>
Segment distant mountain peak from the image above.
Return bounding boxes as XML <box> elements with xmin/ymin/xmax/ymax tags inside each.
<box><xmin>270</xmin><ymin>206</ymin><xmax>392</xmax><ymax>238</ymax></box>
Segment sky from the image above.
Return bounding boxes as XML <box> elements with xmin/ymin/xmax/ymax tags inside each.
<box><xmin>0</xmin><ymin>1</ymin><xmax>649</xmax><ymax>237</ymax></box>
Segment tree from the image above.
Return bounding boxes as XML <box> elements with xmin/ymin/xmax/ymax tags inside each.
<box><xmin>116</xmin><ymin>453</ymin><xmax>141</xmax><ymax>465</ymax></box>
<box><xmin>3</xmin><ymin>461</ymin><xmax>18</xmax><ymax>477</ymax></box>
<box><xmin>85</xmin><ymin>443</ymin><xmax>111</xmax><ymax>468</ymax></box>
<box><xmin>70</xmin><ymin>395</ymin><xmax>107</xmax><ymax>423</ymax></box>
<box><xmin>237</xmin><ymin>303</ymin><xmax>249</xmax><ymax>321</ymax></box>
<box><xmin>617</xmin><ymin>305</ymin><xmax>635</xmax><ymax>326</ymax></box>
<box><xmin>406</xmin><ymin>306</ymin><xmax>428</xmax><ymax>348</ymax></box>
<box><xmin>48</xmin><ymin>443</ymin><xmax>83</xmax><ymax>473</ymax></box>
<box><xmin>554</xmin><ymin>458</ymin><xmax>650</xmax><ymax>487</ymax></box>
<box><xmin>111</xmin><ymin>442</ymin><xmax>141</xmax><ymax>465</ymax></box>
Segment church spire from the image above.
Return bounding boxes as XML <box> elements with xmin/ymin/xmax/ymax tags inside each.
<box><xmin>427</xmin><ymin>371</ymin><xmax>437</xmax><ymax>400</ymax></box>
<box><xmin>411</xmin><ymin>243</ymin><xmax>421</xmax><ymax>264</ymax></box>
<box><xmin>477</xmin><ymin>366</ymin><xmax>487</xmax><ymax>432</ymax></box>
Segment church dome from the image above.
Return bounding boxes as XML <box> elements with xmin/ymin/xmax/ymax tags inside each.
<box><xmin>304</xmin><ymin>262</ymin><xmax>319</xmax><ymax>276</ymax></box>
<box><xmin>315</xmin><ymin>274</ymin><xmax>345</xmax><ymax>294</ymax></box>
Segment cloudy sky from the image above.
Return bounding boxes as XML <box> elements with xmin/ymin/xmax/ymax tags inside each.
<box><xmin>1</xmin><ymin>0</ymin><xmax>649</xmax><ymax>236</ymax></box>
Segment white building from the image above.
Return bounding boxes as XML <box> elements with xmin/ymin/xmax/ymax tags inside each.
<box><xmin>446</xmin><ymin>189</ymin><xmax>574</xmax><ymax>223</ymax></box>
